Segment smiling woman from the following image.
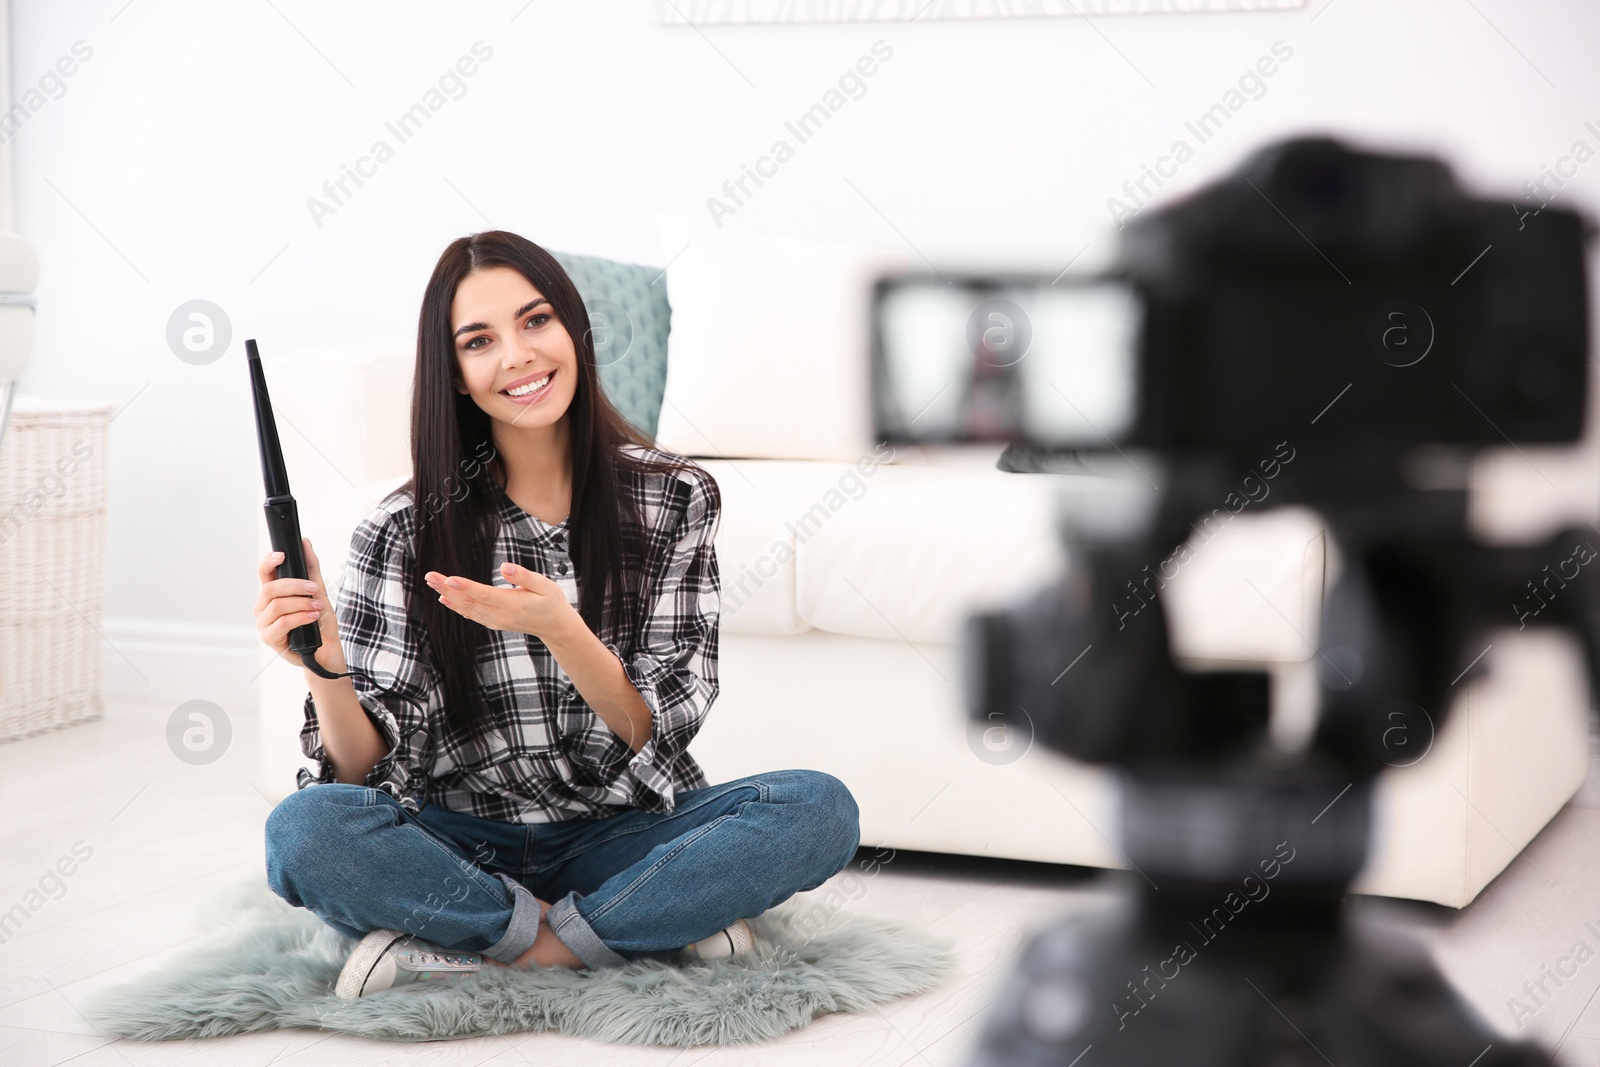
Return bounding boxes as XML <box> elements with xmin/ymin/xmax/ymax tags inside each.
<box><xmin>253</xmin><ymin>230</ymin><xmax>861</xmax><ymax>997</ymax></box>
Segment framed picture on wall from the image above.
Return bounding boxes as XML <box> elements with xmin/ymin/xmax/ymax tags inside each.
<box><xmin>656</xmin><ymin>0</ymin><xmax>1308</xmax><ymax>25</ymax></box>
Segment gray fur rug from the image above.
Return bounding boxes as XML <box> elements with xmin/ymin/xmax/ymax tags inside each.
<box><xmin>83</xmin><ymin>876</ymin><xmax>957</xmax><ymax>1046</ymax></box>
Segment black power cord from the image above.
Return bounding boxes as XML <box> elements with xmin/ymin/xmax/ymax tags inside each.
<box><xmin>300</xmin><ymin>649</ymin><xmax>362</xmax><ymax>681</ymax></box>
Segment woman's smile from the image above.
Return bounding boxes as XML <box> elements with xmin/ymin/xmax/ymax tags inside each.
<box><xmin>500</xmin><ymin>368</ymin><xmax>557</xmax><ymax>405</ymax></box>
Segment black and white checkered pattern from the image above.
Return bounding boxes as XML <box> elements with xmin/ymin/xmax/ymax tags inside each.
<box><xmin>296</xmin><ymin>444</ymin><xmax>721</xmax><ymax>823</ymax></box>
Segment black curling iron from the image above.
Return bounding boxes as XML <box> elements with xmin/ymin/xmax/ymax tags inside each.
<box><xmin>247</xmin><ymin>338</ymin><xmax>355</xmax><ymax>681</ymax></box>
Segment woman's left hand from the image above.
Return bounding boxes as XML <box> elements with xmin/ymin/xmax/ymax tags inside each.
<box><xmin>424</xmin><ymin>563</ymin><xmax>578</xmax><ymax>640</ymax></box>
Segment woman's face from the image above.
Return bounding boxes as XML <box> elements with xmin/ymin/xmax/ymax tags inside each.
<box><xmin>451</xmin><ymin>265</ymin><xmax>579</xmax><ymax>433</ymax></box>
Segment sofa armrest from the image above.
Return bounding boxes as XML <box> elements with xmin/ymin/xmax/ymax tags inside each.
<box><xmin>266</xmin><ymin>344</ymin><xmax>414</xmax><ymax>490</ymax></box>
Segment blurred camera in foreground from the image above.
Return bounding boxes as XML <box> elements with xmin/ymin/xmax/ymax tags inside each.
<box><xmin>872</xmin><ymin>135</ymin><xmax>1596</xmax><ymax>1066</ymax></box>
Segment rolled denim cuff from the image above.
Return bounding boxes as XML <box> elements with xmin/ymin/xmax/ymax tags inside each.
<box><xmin>546</xmin><ymin>889</ymin><xmax>629</xmax><ymax>969</ymax></box>
<box><xmin>481</xmin><ymin>873</ymin><xmax>542</xmax><ymax>964</ymax></box>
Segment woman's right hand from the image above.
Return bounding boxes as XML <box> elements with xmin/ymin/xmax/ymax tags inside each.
<box><xmin>255</xmin><ymin>536</ymin><xmax>346</xmax><ymax>670</ymax></box>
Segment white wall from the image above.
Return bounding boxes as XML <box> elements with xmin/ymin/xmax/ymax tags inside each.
<box><xmin>6</xmin><ymin>0</ymin><xmax>1598</xmax><ymax>706</ymax></box>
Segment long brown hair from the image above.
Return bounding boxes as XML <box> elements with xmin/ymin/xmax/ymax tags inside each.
<box><xmin>391</xmin><ymin>230</ymin><xmax>712</xmax><ymax>745</ymax></box>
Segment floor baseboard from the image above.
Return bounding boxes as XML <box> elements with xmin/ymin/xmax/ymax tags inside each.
<box><xmin>100</xmin><ymin>617</ymin><xmax>260</xmax><ymax>712</ymax></box>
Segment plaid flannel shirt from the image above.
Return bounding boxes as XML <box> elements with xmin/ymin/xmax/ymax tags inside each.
<box><xmin>296</xmin><ymin>444</ymin><xmax>721</xmax><ymax>823</ymax></box>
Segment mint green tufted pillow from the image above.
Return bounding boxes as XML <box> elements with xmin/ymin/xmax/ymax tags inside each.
<box><xmin>551</xmin><ymin>250</ymin><xmax>671</xmax><ymax>438</ymax></box>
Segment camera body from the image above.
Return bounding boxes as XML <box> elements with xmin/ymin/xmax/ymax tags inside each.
<box><xmin>1120</xmin><ymin>137</ymin><xmax>1588</xmax><ymax>458</ymax></box>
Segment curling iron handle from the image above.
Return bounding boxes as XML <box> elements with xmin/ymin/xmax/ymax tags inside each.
<box><xmin>263</xmin><ymin>495</ymin><xmax>323</xmax><ymax>657</ymax></box>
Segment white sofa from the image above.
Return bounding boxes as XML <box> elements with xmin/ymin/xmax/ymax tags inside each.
<box><xmin>256</xmin><ymin>222</ymin><xmax>1599</xmax><ymax>909</ymax></box>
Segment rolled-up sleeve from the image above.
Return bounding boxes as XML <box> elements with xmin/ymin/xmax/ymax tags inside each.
<box><xmin>295</xmin><ymin>506</ymin><xmax>434</xmax><ymax>808</ymax></box>
<box><xmin>603</xmin><ymin>471</ymin><xmax>721</xmax><ymax>812</ymax></box>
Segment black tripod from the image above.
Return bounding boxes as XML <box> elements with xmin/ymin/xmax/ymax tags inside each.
<box><xmin>961</xmin><ymin>458</ymin><xmax>1597</xmax><ymax>1066</ymax></box>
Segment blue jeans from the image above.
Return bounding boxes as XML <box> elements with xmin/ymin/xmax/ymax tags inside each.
<box><xmin>264</xmin><ymin>768</ymin><xmax>860</xmax><ymax>968</ymax></box>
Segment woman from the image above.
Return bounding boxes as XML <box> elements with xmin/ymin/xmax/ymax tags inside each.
<box><xmin>254</xmin><ymin>231</ymin><xmax>860</xmax><ymax>998</ymax></box>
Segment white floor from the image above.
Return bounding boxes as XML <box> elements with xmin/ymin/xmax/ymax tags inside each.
<box><xmin>1</xmin><ymin>699</ymin><xmax>1598</xmax><ymax>1067</ymax></box>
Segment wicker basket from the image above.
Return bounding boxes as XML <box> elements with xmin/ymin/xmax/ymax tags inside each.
<box><xmin>0</xmin><ymin>395</ymin><xmax>114</xmax><ymax>741</ymax></box>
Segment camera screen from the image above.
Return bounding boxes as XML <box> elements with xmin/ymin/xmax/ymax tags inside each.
<box><xmin>872</xmin><ymin>277</ymin><xmax>1142</xmax><ymax>449</ymax></box>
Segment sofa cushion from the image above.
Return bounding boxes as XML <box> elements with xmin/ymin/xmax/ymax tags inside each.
<box><xmin>1159</xmin><ymin>506</ymin><xmax>1326</xmax><ymax>664</ymax></box>
<box><xmin>652</xmin><ymin>211</ymin><xmax>909</xmax><ymax>462</ymax></box>
<box><xmin>696</xmin><ymin>455</ymin><xmax>900</xmax><ymax>636</ymax></box>
<box><xmin>793</xmin><ymin>463</ymin><xmax>1068</xmax><ymax>646</ymax></box>
<box><xmin>550</xmin><ymin>250</ymin><xmax>671</xmax><ymax>438</ymax></box>
<box><xmin>274</xmin><ymin>346</ymin><xmax>414</xmax><ymax>488</ymax></box>
<box><xmin>709</xmin><ymin>458</ymin><xmax>1327</xmax><ymax>659</ymax></box>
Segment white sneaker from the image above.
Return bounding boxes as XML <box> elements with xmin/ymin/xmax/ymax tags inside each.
<box><xmin>678</xmin><ymin>918</ymin><xmax>757</xmax><ymax>961</ymax></box>
<box><xmin>335</xmin><ymin>929</ymin><xmax>483</xmax><ymax>999</ymax></box>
